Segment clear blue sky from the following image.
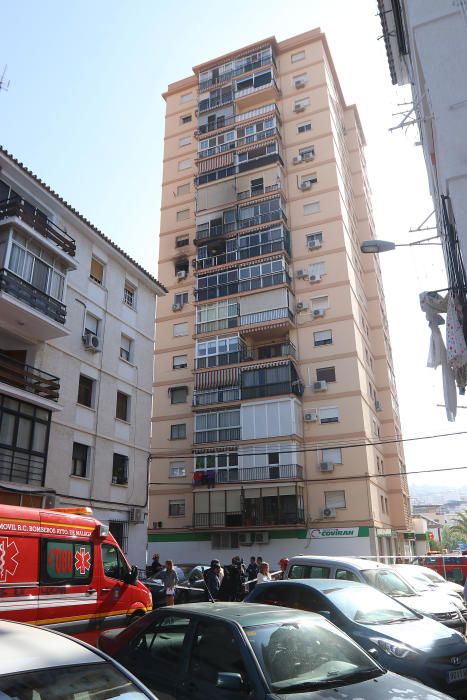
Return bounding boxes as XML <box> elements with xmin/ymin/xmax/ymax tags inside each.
<box><xmin>1</xmin><ymin>0</ymin><xmax>465</xmax><ymax>491</ymax></box>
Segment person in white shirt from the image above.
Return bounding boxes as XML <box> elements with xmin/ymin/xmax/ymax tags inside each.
<box><xmin>256</xmin><ymin>561</ymin><xmax>273</xmax><ymax>584</ymax></box>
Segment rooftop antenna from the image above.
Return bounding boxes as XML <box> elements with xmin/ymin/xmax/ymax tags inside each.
<box><xmin>0</xmin><ymin>65</ymin><xmax>10</xmax><ymax>93</ymax></box>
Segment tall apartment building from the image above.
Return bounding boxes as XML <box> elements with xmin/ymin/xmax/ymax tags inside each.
<box><xmin>151</xmin><ymin>29</ymin><xmax>411</xmax><ymax>563</ymax></box>
<box><xmin>0</xmin><ymin>147</ymin><xmax>166</xmax><ymax>567</ymax></box>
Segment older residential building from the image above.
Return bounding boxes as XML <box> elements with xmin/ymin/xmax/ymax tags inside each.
<box><xmin>0</xmin><ymin>147</ymin><xmax>166</xmax><ymax>567</ymax></box>
<box><xmin>151</xmin><ymin>29</ymin><xmax>411</xmax><ymax>563</ymax></box>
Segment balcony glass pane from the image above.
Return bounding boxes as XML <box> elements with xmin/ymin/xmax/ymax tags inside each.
<box><xmin>16</xmin><ymin>417</ymin><xmax>32</xmax><ymax>449</ymax></box>
<box><xmin>0</xmin><ymin>413</ymin><xmax>15</xmax><ymax>445</ymax></box>
<box><xmin>32</xmin><ymin>422</ymin><xmax>47</xmax><ymax>452</ymax></box>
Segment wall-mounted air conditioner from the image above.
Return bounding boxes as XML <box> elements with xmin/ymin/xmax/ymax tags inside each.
<box><xmin>294</xmin><ymin>104</ymin><xmax>305</xmax><ymax>113</ymax></box>
<box><xmin>129</xmin><ymin>508</ymin><xmax>144</xmax><ymax>523</ymax></box>
<box><xmin>299</xmin><ymin>181</ymin><xmax>313</xmax><ymax>191</ymax></box>
<box><xmin>320</xmin><ymin>507</ymin><xmax>336</xmax><ymax>518</ymax></box>
<box><xmin>307</xmin><ymin>239</ymin><xmax>322</xmax><ymax>250</ymax></box>
<box><xmin>83</xmin><ymin>332</ymin><xmax>102</xmax><ymax>352</ymax></box>
<box><xmin>296</xmin><ymin>301</ymin><xmax>308</xmax><ymax>312</ymax></box>
<box><xmin>312</xmin><ymin>308</ymin><xmax>325</xmax><ymax>318</ymax></box>
<box><xmin>313</xmin><ymin>380</ymin><xmax>327</xmax><ymax>392</ymax></box>
<box><xmin>304</xmin><ymin>410</ymin><xmax>318</xmax><ymax>422</ymax></box>
<box><xmin>292</xmin><ymin>156</ymin><xmax>303</xmax><ymax>165</ymax></box>
<box><xmin>309</xmin><ymin>274</ymin><xmax>321</xmax><ymax>283</ymax></box>
<box><xmin>172</xmin><ymin>303</ymin><xmax>183</xmax><ymax>312</ymax></box>
<box><xmin>302</xmin><ymin>151</ymin><xmax>315</xmax><ymax>162</ymax></box>
<box><xmin>176</xmin><ymin>270</ymin><xmax>187</xmax><ymax>280</ymax></box>
<box><xmin>254</xmin><ymin>532</ymin><xmax>269</xmax><ymax>544</ymax></box>
<box><xmin>319</xmin><ymin>462</ymin><xmax>335</xmax><ymax>472</ymax></box>
<box><xmin>295</xmin><ymin>269</ymin><xmax>308</xmax><ymax>279</ymax></box>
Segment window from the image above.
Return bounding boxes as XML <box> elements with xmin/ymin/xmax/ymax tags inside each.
<box><xmin>176</xmin><ymin>209</ymin><xmax>190</xmax><ymax>221</ymax></box>
<box><xmin>173</xmin><ymin>322</ymin><xmax>188</xmax><ymax>337</ymax></box>
<box><xmin>299</xmin><ymin>145</ymin><xmax>315</xmax><ymax>159</ymax></box>
<box><xmin>174</xmin><ymin>292</ymin><xmax>188</xmax><ymax>307</ymax></box>
<box><xmin>372</xmin><ymin>417</ymin><xmax>380</xmax><ymax>437</ymax></box>
<box><xmin>291</xmin><ymin>50</ymin><xmax>305</xmax><ymax>62</ymax></box>
<box><xmin>385</xmin><ymin>497</ymin><xmax>389</xmax><ymax>513</ymax></box>
<box><xmin>178</xmin><ymin>159</ymin><xmax>191</xmax><ymax>171</ymax></box>
<box><xmin>325</xmin><ymin>490</ymin><xmax>346</xmax><ymax>508</ymax></box>
<box><xmin>112</xmin><ymin>453</ymin><xmax>128</xmax><ymax>485</ymax></box>
<box><xmin>380</xmin><ymin>495</ymin><xmax>385</xmax><ymax>512</ymax></box>
<box><xmin>319</xmin><ymin>406</ymin><xmax>339</xmax><ymax>424</ymax></box>
<box><xmin>116</xmin><ymin>391</ymin><xmax>130</xmax><ymax>421</ymax></box>
<box><xmin>314</xmin><ymin>329</ymin><xmax>332</xmax><ymax>346</ymax></box>
<box><xmin>175</xmin><ymin>234</ymin><xmax>189</xmax><ymax>247</ymax></box>
<box><xmin>169</xmin><ymin>500</ymin><xmax>185</xmax><ymax>516</ymax></box>
<box><xmin>309</xmin><ymin>261</ymin><xmax>325</xmax><ymax>279</ymax></box>
<box><xmin>84</xmin><ymin>313</ymin><xmax>99</xmax><ymax>337</ymax></box>
<box><xmin>294</xmin><ymin>98</ymin><xmax>310</xmax><ymax>111</ymax></box>
<box><xmin>336</xmin><ymin>568</ymin><xmax>359</xmax><ymax>582</ymax></box>
<box><xmin>180</xmin><ymin>114</ymin><xmax>192</xmax><ymax>124</ymax></box>
<box><xmin>173</xmin><ymin>355</ymin><xmax>188</xmax><ymax>369</ymax></box>
<box><xmin>304</xmin><ymin>201</ymin><xmax>320</xmax><ymax>215</ymax></box>
<box><xmin>179</xmin><ymin>136</ymin><xmax>191</xmax><ymax>147</ymax></box>
<box><xmin>77</xmin><ymin>375</ymin><xmax>94</xmax><ymax>407</ymax></box>
<box><xmin>90</xmin><ymin>257</ymin><xmax>104</xmax><ymax>285</ymax></box>
<box><xmin>317</xmin><ymin>367</ymin><xmax>336</xmax><ymax>383</ymax></box>
<box><xmin>180</xmin><ymin>92</ymin><xmax>192</xmax><ymax>103</ymax></box>
<box><xmin>170</xmin><ymin>386</ymin><xmax>188</xmax><ymax>404</ymax></box>
<box><xmin>307</xmin><ymin>231</ymin><xmax>323</xmax><ymax>246</ymax></box>
<box><xmin>298</xmin><ymin>122</ymin><xmax>312</xmax><ymax>133</ymax></box>
<box><xmin>170</xmin><ymin>423</ymin><xmax>186</xmax><ymax>440</ymax></box>
<box><xmin>102</xmin><ymin>543</ymin><xmax>128</xmax><ymax>580</ymax></box>
<box><xmin>293</xmin><ymin>72</ymin><xmax>308</xmax><ymax>85</ymax></box>
<box><xmin>289</xmin><ymin>564</ymin><xmax>330</xmax><ymax>579</ymax></box>
<box><xmin>177</xmin><ymin>183</ymin><xmax>190</xmax><ymax>196</ymax></box>
<box><xmin>311</xmin><ymin>295</ymin><xmax>328</xmax><ymax>311</ymax></box>
<box><xmin>123</xmin><ymin>282</ymin><xmax>136</xmax><ymax>308</ymax></box>
<box><xmin>72</xmin><ymin>442</ymin><xmax>88</xmax><ymax>477</ymax></box>
<box><xmin>169</xmin><ymin>462</ymin><xmax>186</xmax><ymax>478</ymax></box>
<box><xmin>43</xmin><ymin>540</ymin><xmax>93</xmax><ymax>585</ymax></box>
<box><xmin>189</xmin><ymin>621</ymin><xmax>249</xmax><ymax>686</ymax></box>
<box><xmin>7</xmin><ymin>236</ymin><xmax>65</xmax><ymax>301</ymax></box>
<box><xmin>120</xmin><ymin>335</ymin><xmax>132</xmax><ymax>362</ymax></box>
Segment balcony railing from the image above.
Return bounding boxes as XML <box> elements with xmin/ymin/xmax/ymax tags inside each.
<box><xmin>193</xmin><ymin>387</ymin><xmax>240</xmax><ymax>406</ymax></box>
<box><xmin>195</xmin><ymin>316</ymin><xmax>238</xmax><ymax>335</ymax></box>
<box><xmin>196</xmin><ymin>237</ymin><xmax>289</xmax><ymax>270</ymax></box>
<box><xmin>195</xmin><ymin>152</ymin><xmax>283</xmax><ymax>186</ymax></box>
<box><xmin>0</xmin><ymin>269</ymin><xmax>67</xmax><ymax>325</ymax></box>
<box><xmin>195</xmin><ymin>270</ymin><xmax>290</xmax><ymax>302</ymax></box>
<box><xmin>195</xmin><ymin>221</ymin><xmax>237</xmax><ymax>244</ymax></box>
<box><xmin>0</xmin><ymin>196</ymin><xmax>76</xmax><ymax>257</ymax></box>
<box><xmin>199</xmin><ymin>53</ymin><xmax>276</xmax><ymax>91</ymax></box>
<box><xmin>193</xmin><ymin>509</ymin><xmax>305</xmax><ymax>528</ymax></box>
<box><xmin>198</xmin><ymin>128</ymin><xmax>279</xmax><ymax>160</ymax></box>
<box><xmin>0</xmin><ymin>352</ymin><xmax>60</xmax><ymax>401</ymax></box>
<box><xmin>0</xmin><ymin>448</ymin><xmax>45</xmax><ymax>486</ymax></box>
<box><xmin>193</xmin><ymin>464</ymin><xmax>303</xmax><ymax>487</ymax></box>
<box><xmin>194</xmin><ymin>427</ymin><xmax>241</xmax><ymax>444</ymax></box>
<box><xmin>236</xmin><ymin>78</ymin><xmax>280</xmax><ymax>101</ymax></box>
<box><xmin>194</xmin><ymin>342</ymin><xmax>296</xmax><ymax>369</ymax></box>
<box><xmin>194</xmin><ymin>207</ymin><xmax>287</xmax><ymax>244</ymax></box>
<box><xmin>197</xmin><ymin>103</ymin><xmax>277</xmax><ymax>136</ymax></box>
<box><xmin>237</xmin><ymin>182</ymin><xmax>280</xmax><ymax>201</ymax></box>
<box><xmin>240</xmin><ymin>307</ymin><xmax>294</xmax><ymax>327</ymax></box>
<box><xmin>198</xmin><ymin>92</ymin><xmax>234</xmax><ymax>114</ymax></box>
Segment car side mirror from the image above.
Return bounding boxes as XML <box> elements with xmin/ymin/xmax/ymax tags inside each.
<box><xmin>217</xmin><ymin>672</ymin><xmax>243</xmax><ymax>691</ymax></box>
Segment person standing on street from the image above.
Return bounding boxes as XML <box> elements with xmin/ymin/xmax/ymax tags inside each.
<box><xmin>149</xmin><ymin>553</ymin><xmax>163</xmax><ymax>577</ymax></box>
<box><xmin>257</xmin><ymin>561</ymin><xmax>273</xmax><ymax>584</ymax></box>
<box><xmin>205</xmin><ymin>561</ymin><xmax>221</xmax><ymax>600</ymax></box>
<box><xmin>159</xmin><ymin>560</ymin><xmax>178</xmax><ymax>606</ymax></box>
<box><xmin>246</xmin><ymin>556</ymin><xmax>259</xmax><ymax>591</ymax></box>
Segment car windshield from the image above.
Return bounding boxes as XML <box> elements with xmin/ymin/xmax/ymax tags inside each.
<box><xmin>419</xmin><ymin>568</ymin><xmax>446</xmax><ymax>584</ymax></box>
<box><xmin>362</xmin><ymin>569</ymin><xmax>415</xmax><ymax>596</ymax></box>
<box><xmin>244</xmin><ymin>618</ymin><xmax>382</xmax><ymax>692</ymax></box>
<box><xmin>0</xmin><ymin>661</ymin><xmax>150</xmax><ymax>699</ymax></box>
<box><xmin>326</xmin><ymin>586</ymin><xmax>419</xmax><ymax>624</ymax></box>
<box><xmin>398</xmin><ymin>570</ymin><xmax>434</xmax><ymax>591</ymax></box>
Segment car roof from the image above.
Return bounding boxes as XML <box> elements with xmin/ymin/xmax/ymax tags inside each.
<box><xmin>0</xmin><ymin>620</ymin><xmax>104</xmax><ymax>675</ymax></box>
<box><xmin>288</xmin><ymin>556</ymin><xmax>388</xmax><ymax>570</ymax></box>
<box><xmin>159</xmin><ymin>601</ymin><xmax>324</xmax><ymax>627</ymax></box>
<box><xmin>262</xmin><ymin>579</ymin><xmax>364</xmax><ymax>592</ymax></box>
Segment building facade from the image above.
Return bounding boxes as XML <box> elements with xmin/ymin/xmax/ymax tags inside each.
<box><xmin>150</xmin><ymin>29</ymin><xmax>411</xmax><ymax>564</ymax></box>
<box><xmin>0</xmin><ymin>147</ymin><xmax>166</xmax><ymax>567</ymax></box>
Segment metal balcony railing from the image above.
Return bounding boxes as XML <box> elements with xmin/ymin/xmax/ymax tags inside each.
<box><xmin>240</xmin><ymin>307</ymin><xmax>294</xmax><ymax>327</ymax></box>
<box><xmin>236</xmin><ymin>78</ymin><xmax>280</xmax><ymax>100</ymax></box>
<box><xmin>195</xmin><ymin>316</ymin><xmax>238</xmax><ymax>335</ymax></box>
<box><xmin>217</xmin><ymin>464</ymin><xmax>303</xmax><ymax>484</ymax></box>
<box><xmin>194</xmin><ymin>152</ymin><xmax>283</xmax><ymax>186</ymax></box>
<box><xmin>0</xmin><ymin>352</ymin><xmax>60</xmax><ymax>401</ymax></box>
<box><xmin>0</xmin><ymin>196</ymin><xmax>76</xmax><ymax>257</ymax></box>
<box><xmin>193</xmin><ymin>508</ymin><xmax>305</xmax><ymax>528</ymax></box>
<box><xmin>196</xmin><ymin>237</ymin><xmax>289</xmax><ymax>270</ymax></box>
<box><xmin>0</xmin><ymin>449</ymin><xmax>45</xmax><ymax>486</ymax></box>
<box><xmin>198</xmin><ymin>128</ymin><xmax>280</xmax><ymax>160</ymax></box>
<box><xmin>193</xmin><ymin>427</ymin><xmax>241</xmax><ymax>444</ymax></box>
<box><xmin>236</xmin><ymin>182</ymin><xmax>280</xmax><ymax>201</ymax></box>
<box><xmin>198</xmin><ymin>53</ymin><xmax>276</xmax><ymax>91</ymax></box>
<box><xmin>198</xmin><ymin>92</ymin><xmax>234</xmax><ymax>114</ymax></box>
<box><xmin>0</xmin><ymin>269</ymin><xmax>67</xmax><ymax>325</ymax></box>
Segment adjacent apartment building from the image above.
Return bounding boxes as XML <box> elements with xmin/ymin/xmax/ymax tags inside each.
<box><xmin>0</xmin><ymin>147</ymin><xmax>166</xmax><ymax>567</ymax></box>
<box><xmin>150</xmin><ymin>29</ymin><xmax>411</xmax><ymax>563</ymax></box>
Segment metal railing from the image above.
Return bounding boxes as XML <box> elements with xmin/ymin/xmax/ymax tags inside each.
<box><xmin>207</xmin><ymin>463</ymin><xmax>303</xmax><ymax>485</ymax></box>
<box><xmin>193</xmin><ymin>427</ymin><xmax>241</xmax><ymax>444</ymax></box>
<box><xmin>240</xmin><ymin>307</ymin><xmax>294</xmax><ymax>327</ymax></box>
<box><xmin>195</xmin><ymin>316</ymin><xmax>238</xmax><ymax>335</ymax></box>
<box><xmin>0</xmin><ymin>449</ymin><xmax>45</xmax><ymax>486</ymax></box>
<box><xmin>193</xmin><ymin>509</ymin><xmax>305</xmax><ymax>528</ymax></box>
<box><xmin>0</xmin><ymin>269</ymin><xmax>67</xmax><ymax>325</ymax></box>
<box><xmin>241</xmin><ymin>380</ymin><xmax>302</xmax><ymax>400</ymax></box>
<box><xmin>198</xmin><ymin>92</ymin><xmax>234</xmax><ymax>114</ymax></box>
<box><xmin>196</xmin><ymin>237</ymin><xmax>289</xmax><ymax>270</ymax></box>
<box><xmin>198</xmin><ymin>128</ymin><xmax>279</xmax><ymax>160</ymax></box>
<box><xmin>236</xmin><ymin>182</ymin><xmax>280</xmax><ymax>201</ymax></box>
<box><xmin>0</xmin><ymin>196</ymin><xmax>76</xmax><ymax>257</ymax></box>
<box><xmin>195</xmin><ymin>270</ymin><xmax>290</xmax><ymax>302</ymax></box>
<box><xmin>194</xmin><ymin>152</ymin><xmax>283</xmax><ymax>186</ymax></box>
<box><xmin>236</xmin><ymin>78</ymin><xmax>280</xmax><ymax>100</ymax></box>
<box><xmin>0</xmin><ymin>352</ymin><xmax>60</xmax><ymax>401</ymax></box>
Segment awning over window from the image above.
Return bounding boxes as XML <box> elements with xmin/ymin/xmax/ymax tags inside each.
<box><xmin>195</xmin><ymin>367</ymin><xmax>240</xmax><ymax>389</ymax></box>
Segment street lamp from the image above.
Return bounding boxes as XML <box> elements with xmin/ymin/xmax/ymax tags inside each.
<box><xmin>360</xmin><ymin>235</ymin><xmax>441</xmax><ymax>254</ymax></box>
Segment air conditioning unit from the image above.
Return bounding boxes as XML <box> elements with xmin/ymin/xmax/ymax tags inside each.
<box><xmin>176</xmin><ymin>270</ymin><xmax>187</xmax><ymax>280</ymax></box>
<box><xmin>307</xmin><ymin>239</ymin><xmax>322</xmax><ymax>250</ymax></box>
<box><xmin>313</xmin><ymin>380</ymin><xmax>327</xmax><ymax>392</ymax></box>
<box><xmin>319</xmin><ymin>462</ymin><xmax>335</xmax><ymax>473</ymax></box>
<box><xmin>299</xmin><ymin>181</ymin><xmax>313</xmax><ymax>191</ymax></box>
<box><xmin>309</xmin><ymin>274</ymin><xmax>321</xmax><ymax>283</ymax></box>
<box><xmin>302</xmin><ymin>152</ymin><xmax>315</xmax><ymax>162</ymax></box>
<box><xmin>296</xmin><ymin>302</ymin><xmax>308</xmax><ymax>312</ymax></box>
<box><xmin>320</xmin><ymin>507</ymin><xmax>336</xmax><ymax>518</ymax></box>
<box><xmin>254</xmin><ymin>532</ymin><xmax>269</xmax><ymax>545</ymax></box>
<box><xmin>294</xmin><ymin>104</ymin><xmax>305</xmax><ymax>113</ymax></box>
<box><xmin>129</xmin><ymin>508</ymin><xmax>144</xmax><ymax>523</ymax></box>
<box><xmin>375</xmin><ymin>400</ymin><xmax>383</xmax><ymax>412</ymax></box>
<box><xmin>312</xmin><ymin>308</ymin><xmax>325</xmax><ymax>318</ymax></box>
<box><xmin>83</xmin><ymin>332</ymin><xmax>102</xmax><ymax>352</ymax></box>
<box><xmin>304</xmin><ymin>410</ymin><xmax>318</xmax><ymax>422</ymax></box>
<box><xmin>172</xmin><ymin>303</ymin><xmax>182</xmax><ymax>312</ymax></box>
<box><xmin>295</xmin><ymin>269</ymin><xmax>308</xmax><ymax>279</ymax></box>
<box><xmin>292</xmin><ymin>155</ymin><xmax>303</xmax><ymax>165</ymax></box>
<box><xmin>295</xmin><ymin>79</ymin><xmax>306</xmax><ymax>89</ymax></box>
<box><xmin>239</xmin><ymin>532</ymin><xmax>253</xmax><ymax>546</ymax></box>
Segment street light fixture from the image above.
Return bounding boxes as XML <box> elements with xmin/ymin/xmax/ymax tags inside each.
<box><xmin>360</xmin><ymin>235</ymin><xmax>441</xmax><ymax>254</ymax></box>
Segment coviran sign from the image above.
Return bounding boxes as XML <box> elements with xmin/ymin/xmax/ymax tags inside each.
<box><xmin>308</xmin><ymin>527</ymin><xmax>369</xmax><ymax>538</ymax></box>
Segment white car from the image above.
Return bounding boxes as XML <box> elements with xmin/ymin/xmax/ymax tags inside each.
<box><xmin>392</xmin><ymin>563</ymin><xmax>467</xmax><ymax>619</ymax></box>
<box><xmin>0</xmin><ymin>619</ymin><xmax>158</xmax><ymax>699</ymax></box>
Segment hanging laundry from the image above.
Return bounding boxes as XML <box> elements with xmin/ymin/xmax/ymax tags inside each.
<box><xmin>446</xmin><ymin>293</ymin><xmax>467</xmax><ymax>393</ymax></box>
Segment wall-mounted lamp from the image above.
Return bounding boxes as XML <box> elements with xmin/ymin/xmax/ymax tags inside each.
<box><xmin>360</xmin><ymin>235</ymin><xmax>441</xmax><ymax>254</ymax></box>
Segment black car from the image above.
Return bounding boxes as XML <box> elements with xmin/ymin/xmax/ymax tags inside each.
<box><xmin>99</xmin><ymin>602</ymin><xmax>454</xmax><ymax>700</ymax></box>
<box><xmin>143</xmin><ymin>564</ymin><xmax>210</xmax><ymax>606</ymax></box>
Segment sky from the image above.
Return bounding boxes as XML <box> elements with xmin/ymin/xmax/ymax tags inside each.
<box><xmin>1</xmin><ymin>0</ymin><xmax>464</xmax><ymax>495</ymax></box>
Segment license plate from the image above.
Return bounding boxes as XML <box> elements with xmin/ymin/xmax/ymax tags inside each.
<box><xmin>447</xmin><ymin>667</ymin><xmax>467</xmax><ymax>684</ymax></box>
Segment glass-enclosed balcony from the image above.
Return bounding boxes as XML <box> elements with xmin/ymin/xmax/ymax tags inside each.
<box><xmin>194</xmin><ymin>407</ymin><xmax>241</xmax><ymax>444</ymax></box>
<box><xmin>195</xmin><ymin>143</ymin><xmax>282</xmax><ymax>186</ymax></box>
<box><xmin>198</xmin><ymin>85</ymin><xmax>234</xmax><ymax>114</ymax></box>
<box><xmin>193</xmin><ymin>386</ymin><xmax>240</xmax><ymax>407</ymax></box>
<box><xmin>196</xmin><ymin>224</ymin><xmax>290</xmax><ymax>271</ymax></box>
<box><xmin>194</xmin><ymin>196</ymin><xmax>287</xmax><ymax>244</ymax></box>
<box><xmin>0</xmin><ymin>268</ymin><xmax>67</xmax><ymax>329</ymax></box>
<box><xmin>194</xmin><ymin>336</ymin><xmax>295</xmax><ymax>369</ymax></box>
<box><xmin>195</xmin><ymin>292</ymin><xmax>295</xmax><ymax>336</ymax></box>
<box><xmin>198</xmin><ymin>118</ymin><xmax>280</xmax><ymax>160</ymax></box>
<box><xmin>198</xmin><ymin>47</ymin><xmax>275</xmax><ymax>91</ymax></box>
<box><xmin>195</xmin><ymin>258</ymin><xmax>291</xmax><ymax>302</ymax></box>
<box><xmin>197</xmin><ymin>103</ymin><xmax>277</xmax><ymax>136</ymax></box>
<box><xmin>240</xmin><ymin>360</ymin><xmax>304</xmax><ymax>400</ymax></box>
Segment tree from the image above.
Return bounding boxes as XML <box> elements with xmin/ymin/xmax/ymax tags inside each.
<box><xmin>448</xmin><ymin>510</ymin><xmax>467</xmax><ymax>547</ymax></box>
<box><xmin>441</xmin><ymin>526</ymin><xmax>458</xmax><ymax>552</ymax></box>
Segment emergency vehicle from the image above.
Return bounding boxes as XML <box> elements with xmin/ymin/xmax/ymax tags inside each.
<box><xmin>0</xmin><ymin>504</ymin><xmax>152</xmax><ymax>644</ymax></box>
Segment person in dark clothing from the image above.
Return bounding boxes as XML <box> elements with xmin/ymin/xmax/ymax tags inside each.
<box><xmin>219</xmin><ymin>555</ymin><xmax>246</xmax><ymax>601</ymax></box>
<box><xmin>246</xmin><ymin>556</ymin><xmax>259</xmax><ymax>592</ymax></box>
<box><xmin>149</xmin><ymin>553</ymin><xmax>163</xmax><ymax>577</ymax></box>
<box><xmin>205</xmin><ymin>562</ymin><xmax>221</xmax><ymax>600</ymax></box>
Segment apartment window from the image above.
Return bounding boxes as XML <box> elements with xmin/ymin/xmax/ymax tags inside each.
<box><xmin>175</xmin><ymin>234</ymin><xmax>190</xmax><ymax>248</ymax></box>
<box><xmin>322</xmin><ymin>447</ymin><xmax>342</xmax><ymax>464</ymax></box>
<box><xmin>325</xmin><ymin>490</ymin><xmax>346</xmax><ymax>508</ymax></box>
<box><xmin>116</xmin><ymin>391</ymin><xmax>130</xmax><ymax>421</ymax></box>
<box><xmin>319</xmin><ymin>406</ymin><xmax>339</xmax><ymax>424</ymax></box>
<box><xmin>176</xmin><ymin>209</ymin><xmax>190</xmax><ymax>221</ymax></box>
<box><xmin>169</xmin><ymin>462</ymin><xmax>186</xmax><ymax>478</ymax></box>
<box><xmin>385</xmin><ymin>497</ymin><xmax>389</xmax><ymax>513</ymax></box>
<box><xmin>291</xmin><ymin>50</ymin><xmax>305</xmax><ymax>63</ymax></box>
<box><xmin>170</xmin><ymin>386</ymin><xmax>188</xmax><ymax>404</ymax></box>
<box><xmin>72</xmin><ymin>442</ymin><xmax>88</xmax><ymax>478</ymax></box>
<box><xmin>180</xmin><ymin>92</ymin><xmax>192</xmax><ymax>103</ymax></box>
<box><xmin>120</xmin><ymin>335</ymin><xmax>132</xmax><ymax>362</ymax></box>
<box><xmin>304</xmin><ymin>201</ymin><xmax>320</xmax><ymax>215</ymax></box>
<box><xmin>294</xmin><ymin>98</ymin><xmax>310</xmax><ymax>111</ymax></box>
<box><xmin>177</xmin><ymin>183</ymin><xmax>190</xmax><ymax>196</ymax></box>
<box><xmin>179</xmin><ymin>136</ymin><xmax>191</xmax><ymax>147</ymax></box>
<box><xmin>180</xmin><ymin>114</ymin><xmax>192</xmax><ymax>124</ymax></box>
<box><xmin>77</xmin><ymin>375</ymin><xmax>94</xmax><ymax>408</ymax></box>
<box><xmin>381</xmin><ymin>460</ymin><xmax>384</xmax><ymax>474</ymax></box>
<box><xmin>317</xmin><ymin>367</ymin><xmax>336</xmax><ymax>383</ymax></box>
<box><xmin>170</xmin><ymin>424</ymin><xmax>186</xmax><ymax>440</ymax></box>
<box><xmin>173</xmin><ymin>355</ymin><xmax>188</xmax><ymax>369</ymax></box>
<box><xmin>173</xmin><ymin>322</ymin><xmax>188</xmax><ymax>337</ymax></box>
<box><xmin>112</xmin><ymin>453</ymin><xmax>128</xmax><ymax>485</ymax></box>
<box><xmin>301</xmin><ymin>173</ymin><xmax>318</xmax><ymax>188</ymax></box>
<box><xmin>299</xmin><ymin>145</ymin><xmax>315</xmax><ymax>159</ymax></box>
<box><xmin>309</xmin><ymin>261</ymin><xmax>325</xmax><ymax>279</ymax></box>
<box><xmin>380</xmin><ymin>495</ymin><xmax>385</xmax><ymax>512</ymax></box>
<box><xmin>174</xmin><ymin>292</ymin><xmax>188</xmax><ymax>307</ymax></box>
<box><xmin>90</xmin><ymin>257</ymin><xmax>104</xmax><ymax>285</ymax></box>
<box><xmin>314</xmin><ymin>330</ymin><xmax>332</xmax><ymax>346</ymax></box>
<box><xmin>372</xmin><ymin>417</ymin><xmax>380</xmax><ymax>437</ymax></box>
<box><xmin>298</xmin><ymin>122</ymin><xmax>312</xmax><ymax>134</ymax></box>
<box><xmin>376</xmin><ymin>456</ymin><xmax>381</xmax><ymax>473</ymax></box>
<box><xmin>293</xmin><ymin>72</ymin><xmax>308</xmax><ymax>85</ymax></box>
<box><xmin>178</xmin><ymin>159</ymin><xmax>191</xmax><ymax>171</ymax></box>
<box><xmin>84</xmin><ymin>313</ymin><xmax>99</xmax><ymax>337</ymax></box>
<box><xmin>311</xmin><ymin>295</ymin><xmax>328</xmax><ymax>311</ymax></box>
<box><xmin>123</xmin><ymin>282</ymin><xmax>136</xmax><ymax>308</ymax></box>
<box><xmin>169</xmin><ymin>500</ymin><xmax>185</xmax><ymax>516</ymax></box>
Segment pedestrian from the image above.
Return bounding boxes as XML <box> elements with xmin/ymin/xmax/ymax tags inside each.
<box><xmin>149</xmin><ymin>553</ymin><xmax>163</xmax><ymax>577</ymax></box>
<box><xmin>275</xmin><ymin>557</ymin><xmax>289</xmax><ymax>580</ymax></box>
<box><xmin>257</xmin><ymin>561</ymin><xmax>273</xmax><ymax>584</ymax></box>
<box><xmin>159</xmin><ymin>560</ymin><xmax>178</xmax><ymax>606</ymax></box>
<box><xmin>246</xmin><ymin>556</ymin><xmax>259</xmax><ymax>591</ymax></box>
<box><xmin>219</xmin><ymin>555</ymin><xmax>246</xmax><ymax>601</ymax></box>
<box><xmin>204</xmin><ymin>561</ymin><xmax>221</xmax><ymax>600</ymax></box>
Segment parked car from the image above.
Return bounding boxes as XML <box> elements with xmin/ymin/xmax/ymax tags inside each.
<box><xmin>0</xmin><ymin>619</ymin><xmax>158</xmax><ymax>699</ymax></box>
<box><xmin>399</xmin><ymin>563</ymin><xmax>465</xmax><ymax>598</ymax></box>
<box><xmin>98</xmin><ymin>601</ymin><xmax>458</xmax><ymax>699</ymax></box>
<box><xmin>392</xmin><ymin>564</ymin><xmax>467</xmax><ymax>619</ymax></box>
<box><xmin>285</xmin><ymin>555</ymin><xmax>466</xmax><ymax>634</ymax></box>
<box><xmin>246</xmin><ymin>578</ymin><xmax>467</xmax><ymax>697</ymax></box>
<box><xmin>142</xmin><ymin>563</ymin><xmax>210</xmax><ymax>606</ymax></box>
<box><xmin>414</xmin><ymin>555</ymin><xmax>467</xmax><ymax>585</ymax></box>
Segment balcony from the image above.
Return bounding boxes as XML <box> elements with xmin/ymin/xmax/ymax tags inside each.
<box><xmin>198</xmin><ymin>90</ymin><xmax>234</xmax><ymax>114</ymax></box>
<box><xmin>235</xmin><ymin>78</ymin><xmax>280</xmax><ymax>110</ymax></box>
<box><xmin>0</xmin><ymin>196</ymin><xmax>76</xmax><ymax>257</ymax></box>
<box><xmin>236</xmin><ymin>182</ymin><xmax>280</xmax><ymax>201</ymax></box>
<box><xmin>194</xmin><ymin>426</ymin><xmax>241</xmax><ymax>444</ymax></box>
<box><xmin>194</xmin><ymin>205</ymin><xmax>287</xmax><ymax>244</ymax></box>
<box><xmin>197</xmin><ymin>103</ymin><xmax>277</xmax><ymax>136</ymax></box>
<box><xmin>197</xmin><ymin>127</ymin><xmax>280</xmax><ymax>160</ymax></box>
<box><xmin>193</xmin><ymin>463</ymin><xmax>303</xmax><ymax>486</ymax></box>
<box><xmin>196</xmin><ymin>226</ymin><xmax>291</xmax><ymax>271</ymax></box>
<box><xmin>193</xmin><ymin>386</ymin><xmax>240</xmax><ymax>407</ymax></box>
<box><xmin>240</xmin><ymin>307</ymin><xmax>294</xmax><ymax>328</ymax></box>
<box><xmin>199</xmin><ymin>52</ymin><xmax>276</xmax><ymax>92</ymax></box>
<box><xmin>195</xmin><ymin>269</ymin><xmax>291</xmax><ymax>303</ymax></box>
<box><xmin>0</xmin><ymin>352</ymin><xmax>60</xmax><ymax>403</ymax></box>
<box><xmin>0</xmin><ymin>269</ymin><xmax>68</xmax><ymax>340</ymax></box>
<box><xmin>194</xmin><ymin>341</ymin><xmax>296</xmax><ymax>369</ymax></box>
<box><xmin>195</xmin><ymin>152</ymin><xmax>283</xmax><ymax>186</ymax></box>
<box><xmin>0</xmin><ymin>448</ymin><xmax>45</xmax><ymax>486</ymax></box>
<box><xmin>193</xmin><ymin>508</ymin><xmax>305</xmax><ymax>528</ymax></box>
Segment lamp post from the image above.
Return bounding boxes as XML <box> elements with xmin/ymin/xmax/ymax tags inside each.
<box><xmin>360</xmin><ymin>235</ymin><xmax>441</xmax><ymax>254</ymax></box>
